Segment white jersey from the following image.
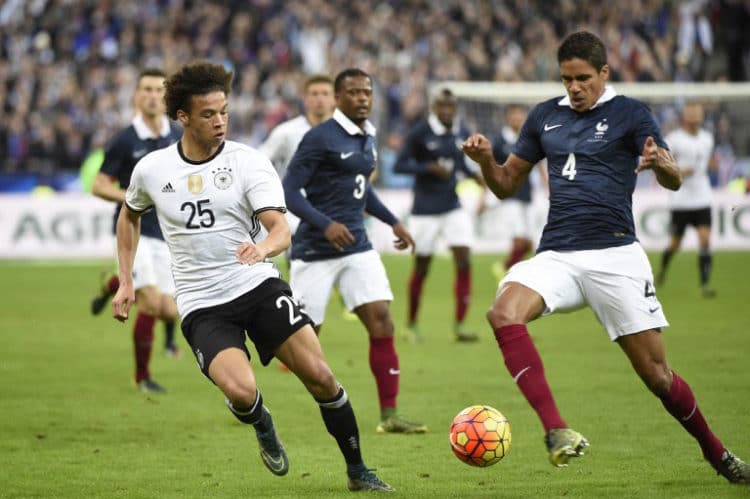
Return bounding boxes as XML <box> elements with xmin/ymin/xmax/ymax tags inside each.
<box><xmin>126</xmin><ymin>140</ymin><xmax>285</xmax><ymax>319</ymax></box>
<box><xmin>258</xmin><ymin>115</ymin><xmax>312</xmax><ymax>179</ymax></box>
<box><xmin>665</xmin><ymin>127</ymin><xmax>714</xmax><ymax>210</ymax></box>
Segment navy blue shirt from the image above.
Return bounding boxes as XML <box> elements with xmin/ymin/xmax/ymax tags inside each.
<box><xmin>513</xmin><ymin>90</ymin><xmax>666</xmax><ymax>253</ymax></box>
<box><xmin>394</xmin><ymin>115</ymin><xmax>476</xmax><ymax>215</ymax></box>
<box><xmin>100</xmin><ymin>116</ymin><xmax>181</xmax><ymax>239</ymax></box>
<box><xmin>284</xmin><ymin>109</ymin><xmax>398</xmax><ymax>261</ymax></box>
<box><xmin>492</xmin><ymin>129</ymin><xmax>532</xmax><ymax>203</ymax></box>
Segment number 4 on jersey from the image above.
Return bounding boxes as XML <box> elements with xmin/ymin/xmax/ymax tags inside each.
<box><xmin>562</xmin><ymin>152</ymin><xmax>577</xmax><ymax>181</ymax></box>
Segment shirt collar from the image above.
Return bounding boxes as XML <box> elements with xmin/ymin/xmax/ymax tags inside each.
<box><xmin>333</xmin><ymin>108</ymin><xmax>376</xmax><ymax>136</ymax></box>
<box><xmin>132</xmin><ymin>114</ymin><xmax>172</xmax><ymax>140</ymax></box>
<box><xmin>427</xmin><ymin>113</ymin><xmax>460</xmax><ymax>135</ymax></box>
<box><xmin>558</xmin><ymin>84</ymin><xmax>617</xmax><ymax>109</ymax></box>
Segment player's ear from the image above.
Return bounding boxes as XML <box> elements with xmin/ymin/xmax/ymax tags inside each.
<box><xmin>176</xmin><ymin>109</ymin><xmax>189</xmax><ymax>126</ymax></box>
<box><xmin>600</xmin><ymin>64</ymin><xmax>610</xmax><ymax>82</ymax></box>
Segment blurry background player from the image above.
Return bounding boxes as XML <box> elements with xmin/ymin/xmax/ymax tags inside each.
<box><xmin>394</xmin><ymin>89</ymin><xmax>483</xmax><ymax>343</ymax></box>
<box><xmin>284</xmin><ymin>68</ymin><xmax>427</xmax><ymax>434</ymax></box>
<box><xmin>656</xmin><ymin>102</ymin><xmax>717</xmax><ymax>297</ymax></box>
<box><xmin>484</xmin><ymin>105</ymin><xmax>547</xmax><ymax>280</ymax></box>
<box><xmin>91</xmin><ymin>68</ymin><xmax>182</xmax><ymax>392</ymax></box>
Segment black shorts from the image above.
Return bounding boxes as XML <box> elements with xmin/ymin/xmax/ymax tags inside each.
<box><xmin>180</xmin><ymin>278</ymin><xmax>313</xmax><ymax>379</ymax></box>
<box><xmin>669</xmin><ymin>207</ymin><xmax>712</xmax><ymax>237</ymax></box>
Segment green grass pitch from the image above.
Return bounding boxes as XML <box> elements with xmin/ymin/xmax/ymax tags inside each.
<box><xmin>1</xmin><ymin>252</ymin><xmax>748</xmax><ymax>498</ymax></box>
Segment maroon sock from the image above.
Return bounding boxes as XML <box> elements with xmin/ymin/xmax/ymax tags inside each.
<box><xmin>454</xmin><ymin>268</ymin><xmax>471</xmax><ymax>323</ymax></box>
<box><xmin>107</xmin><ymin>276</ymin><xmax>120</xmax><ymax>294</ymax></box>
<box><xmin>133</xmin><ymin>312</ymin><xmax>156</xmax><ymax>383</ymax></box>
<box><xmin>369</xmin><ymin>336</ymin><xmax>399</xmax><ymax>410</ymax></box>
<box><xmin>504</xmin><ymin>246</ymin><xmax>528</xmax><ymax>269</ymax></box>
<box><xmin>660</xmin><ymin>371</ymin><xmax>724</xmax><ymax>464</ymax></box>
<box><xmin>494</xmin><ymin>324</ymin><xmax>566</xmax><ymax>432</ymax></box>
<box><xmin>407</xmin><ymin>271</ymin><xmax>426</xmax><ymax>325</ymax></box>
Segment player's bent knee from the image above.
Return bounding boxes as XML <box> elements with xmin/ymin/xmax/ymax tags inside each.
<box><xmin>486</xmin><ymin>304</ymin><xmax>519</xmax><ymax>329</ymax></box>
<box><xmin>302</xmin><ymin>361</ymin><xmax>337</xmax><ymax>399</ymax></box>
<box><xmin>640</xmin><ymin>364</ymin><xmax>672</xmax><ymax>397</ymax></box>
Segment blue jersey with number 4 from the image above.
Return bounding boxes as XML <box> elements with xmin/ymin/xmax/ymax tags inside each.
<box><xmin>513</xmin><ymin>90</ymin><xmax>667</xmax><ymax>252</ymax></box>
<box><xmin>284</xmin><ymin>112</ymin><xmax>379</xmax><ymax>261</ymax></box>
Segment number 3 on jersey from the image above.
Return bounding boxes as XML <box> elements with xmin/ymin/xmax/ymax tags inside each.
<box><xmin>353</xmin><ymin>173</ymin><xmax>366</xmax><ymax>199</ymax></box>
<box><xmin>561</xmin><ymin>152</ymin><xmax>577</xmax><ymax>181</ymax></box>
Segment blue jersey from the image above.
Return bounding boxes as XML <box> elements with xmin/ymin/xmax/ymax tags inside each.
<box><xmin>513</xmin><ymin>88</ymin><xmax>667</xmax><ymax>252</ymax></box>
<box><xmin>284</xmin><ymin>109</ymin><xmax>398</xmax><ymax>261</ymax></box>
<box><xmin>492</xmin><ymin>128</ymin><xmax>531</xmax><ymax>203</ymax></box>
<box><xmin>100</xmin><ymin>115</ymin><xmax>181</xmax><ymax>239</ymax></box>
<box><xmin>394</xmin><ymin>115</ymin><xmax>475</xmax><ymax>215</ymax></box>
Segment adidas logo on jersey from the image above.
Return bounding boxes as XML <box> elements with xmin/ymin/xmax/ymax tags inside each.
<box><xmin>161</xmin><ymin>182</ymin><xmax>175</xmax><ymax>193</ymax></box>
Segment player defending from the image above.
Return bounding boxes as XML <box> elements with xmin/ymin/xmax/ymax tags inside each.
<box><xmin>394</xmin><ymin>88</ymin><xmax>482</xmax><ymax>343</ymax></box>
<box><xmin>91</xmin><ymin>68</ymin><xmax>182</xmax><ymax>392</ymax></box>
<box><xmin>462</xmin><ymin>31</ymin><xmax>749</xmax><ymax>483</ymax></box>
<box><xmin>112</xmin><ymin>62</ymin><xmax>393</xmax><ymax>492</ymax></box>
<box><xmin>656</xmin><ymin>102</ymin><xmax>717</xmax><ymax>297</ymax></box>
<box><xmin>283</xmin><ymin>68</ymin><xmax>428</xmax><ymax>434</ymax></box>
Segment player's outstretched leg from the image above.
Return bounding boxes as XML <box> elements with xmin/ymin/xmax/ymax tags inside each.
<box><xmin>315</xmin><ymin>385</ymin><xmax>394</xmax><ymax>492</ymax></box>
<box><xmin>226</xmin><ymin>393</ymin><xmax>289</xmax><ymax>476</ymax></box>
<box><xmin>545</xmin><ymin>428</ymin><xmax>589</xmax><ymax>467</ymax></box>
<box><xmin>713</xmin><ymin>450</ymin><xmax>750</xmax><ymax>484</ymax></box>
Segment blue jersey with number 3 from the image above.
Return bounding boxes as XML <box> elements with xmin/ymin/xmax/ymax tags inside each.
<box><xmin>513</xmin><ymin>91</ymin><xmax>667</xmax><ymax>252</ymax></box>
<box><xmin>284</xmin><ymin>115</ymin><xmax>377</xmax><ymax>261</ymax></box>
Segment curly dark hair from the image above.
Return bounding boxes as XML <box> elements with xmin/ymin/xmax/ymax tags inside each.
<box><xmin>557</xmin><ymin>31</ymin><xmax>608</xmax><ymax>72</ymax></box>
<box><xmin>164</xmin><ymin>62</ymin><xmax>233</xmax><ymax>120</ymax></box>
<box><xmin>333</xmin><ymin>68</ymin><xmax>370</xmax><ymax>94</ymax></box>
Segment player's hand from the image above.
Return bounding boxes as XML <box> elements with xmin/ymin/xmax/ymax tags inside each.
<box><xmin>324</xmin><ymin>221</ymin><xmax>355</xmax><ymax>251</ymax></box>
<box><xmin>461</xmin><ymin>134</ymin><xmax>494</xmax><ymax>166</ymax></box>
<box><xmin>236</xmin><ymin>241</ymin><xmax>267</xmax><ymax>265</ymax></box>
<box><xmin>392</xmin><ymin>222</ymin><xmax>415</xmax><ymax>253</ymax></box>
<box><xmin>636</xmin><ymin>136</ymin><xmax>675</xmax><ymax>174</ymax></box>
<box><xmin>112</xmin><ymin>282</ymin><xmax>136</xmax><ymax>322</ymax></box>
<box><xmin>427</xmin><ymin>161</ymin><xmax>452</xmax><ymax>179</ymax></box>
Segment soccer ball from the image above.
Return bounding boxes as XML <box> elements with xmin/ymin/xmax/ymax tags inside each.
<box><xmin>449</xmin><ymin>405</ymin><xmax>511</xmax><ymax>467</ymax></box>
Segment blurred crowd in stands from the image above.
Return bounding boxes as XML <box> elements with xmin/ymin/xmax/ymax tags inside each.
<box><xmin>1</xmin><ymin>0</ymin><xmax>749</xmax><ymax>189</ymax></box>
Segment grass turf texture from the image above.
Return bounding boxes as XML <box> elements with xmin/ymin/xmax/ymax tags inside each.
<box><xmin>0</xmin><ymin>252</ymin><xmax>748</xmax><ymax>498</ymax></box>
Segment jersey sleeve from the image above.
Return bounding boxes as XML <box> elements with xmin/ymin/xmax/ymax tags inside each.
<box><xmin>364</xmin><ymin>184</ymin><xmax>398</xmax><ymax>226</ymax></box>
<box><xmin>124</xmin><ymin>161</ymin><xmax>153</xmax><ymax>212</ymax></box>
<box><xmin>283</xmin><ymin>130</ymin><xmax>333</xmax><ymax>229</ymax></box>
<box><xmin>244</xmin><ymin>152</ymin><xmax>286</xmax><ymax>213</ymax></box>
<box><xmin>393</xmin><ymin>128</ymin><xmax>428</xmax><ymax>174</ymax></box>
<box><xmin>630</xmin><ymin>100</ymin><xmax>668</xmax><ymax>151</ymax></box>
<box><xmin>258</xmin><ymin>126</ymin><xmax>287</xmax><ymax>171</ymax></box>
<box><xmin>99</xmin><ymin>131</ymin><xmax>127</xmax><ymax>178</ymax></box>
<box><xmin>512</xmin><ymin>105</ymin><xmax>545</xmax><ymax>164</ymax></box>
<box><xmin>492</xmin><ymin>135</ymin><xmax>509</xmax><ymax>163</ymax></box>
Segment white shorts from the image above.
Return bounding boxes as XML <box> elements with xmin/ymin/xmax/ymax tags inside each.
<box><xmin>289</xmin><ymin>250</ymin><xmax>393</xmax><ymax>326</ymax></box>
<box><xmin>499</xmin><ymin>242</ymin><xmax>668</xmax><ymax>340</ymax></box>
<box><xmin>502</xmin><ymin>199</ymin><xmax>533</xmax><ymax>239</ymax></box>
<box><xmin>117</xmin><ymin>236</ymin><xmax>175</xmax><ymax>294</ymax></box>
<box><xmin>410</xmin><ymin>208</ymin><xmax>474</xmax><ymax>256</ymax></box>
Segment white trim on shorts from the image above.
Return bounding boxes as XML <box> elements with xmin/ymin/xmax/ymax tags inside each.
<box><xmin>409</xmin><ymin>207</ymin><xmax>474</xmax><ymax>256</ymax></box>
<box><xmin>499</xmin><ymin>242</ymin><xmax>668</xmax><ymax>340</ymax></box>
<box><xmin>289</xmin><ymin>250</ymin><xmax>393</xmax><ymax>325</ymax></box>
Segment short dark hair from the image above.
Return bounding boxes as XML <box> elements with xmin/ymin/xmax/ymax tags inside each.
<box><xmin>432</xmin><ymin>88</ymin><xmax>457</xmax><ymax>105</ymax></box>
<box><xmin>334</xmin><ymin>68</ymin><xmax>371</xmax><ymax>93</ymax></box>
<box><xmin>304</xmin><ymin>74</ymin><xmax>334</xmax><ymax>92</ymax></box>
<box><xmin>164</xmin><ymin>62</ymin><xmax>233</xmax><ymax>120</ymax></box>
<box><xmin>557</xmin><ymin>31</ymin><xmax>608</xmax><ymax>72</ymax></box>
<box><xmin>138</xmin><ymin>68</ymin><xmax>167</xmax><ymax>81</ymax></box>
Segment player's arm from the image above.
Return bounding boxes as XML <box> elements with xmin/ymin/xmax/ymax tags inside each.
<box><xmin>112</xmin><ymin>204</ymin><xmax>142</xmax><ymax>322</ymax></box>
<box><xmin>394</xmin><ymin>130</ymin><xmax>451</xmax><ymax>179</ymax></box>
<box><xmin>236</xmin><ymin>209</ymin><xmax>291</xmax><ymax>265</ymax></box>
<box><xmin>636</xmin><ymin>137</ymin><xmax>681</xmax><ymax>190</ymax></box>
<box><xmin>364</xmin><ymin>185</ymin><xmax>414</xmax><ymax>251</ymax></box>
<box><xmin>92</xmin><ymin>134</ymin><xmax>128</xmax><ymax>202</ymax></box>
<box><xmin>283</xmin><ymin>133</ymin><xmax>334</xmax><ymax>231</ymax></box>
<box><xmin>462</xmin><ymin>133</ymin><xmax>533</xmax><ymax>199</ymax></box>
